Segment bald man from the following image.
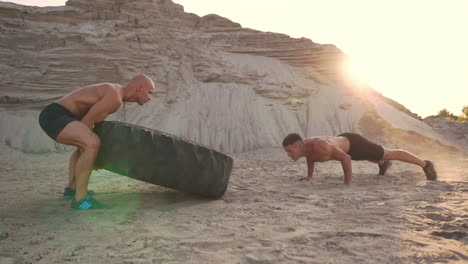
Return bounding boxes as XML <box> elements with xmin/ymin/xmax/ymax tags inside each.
<box><xmin>39</xmin><ymin>75</ymin><xmax>155</xmax><ymax>210</ymax></box>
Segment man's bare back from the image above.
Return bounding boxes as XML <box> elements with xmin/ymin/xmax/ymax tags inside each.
<box><xmin>302</xmin><ymin>136</ymin><xmax>350</xmax><ymax>162</ymax></box>
<box><xmin>58</xmin><ymin>83</ymin><xmax>123</xmax><ymax>120</ymax></box>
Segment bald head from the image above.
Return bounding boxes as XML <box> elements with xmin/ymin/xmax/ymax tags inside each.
<box><xmin>129</xmin><ymin>74</ymin><xmax>155</xmax><ymax>89</ymax></box>
<box><xmin>125</xmin><ymin>74</ymin><xmax>156</xmax><ymax>105</ymax></box>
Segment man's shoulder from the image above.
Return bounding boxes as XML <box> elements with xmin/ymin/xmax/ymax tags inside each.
<box><xmin>98</xmin><ymin>82</ymin><xmax>122</xmax><ymax>91</ymax></box>
<box><xmin>98</xmin><ymin>84</ymin><xmax>120</xmax><ymax>97</ymax></box>
<box><xmin>99</xmin><ymin>84</ymin><xmax>122</xmax><ymax>109</ymax></box>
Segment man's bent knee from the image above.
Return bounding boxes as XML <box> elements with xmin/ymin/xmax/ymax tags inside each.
<box><xmin>383</xmin><ymin>149</ymin><xmax>396</xmax><ymax>160</ymax></box>
<box><xmin>84</xmin><ymin>136</ymin><xmax>101</xmax><ymax>151</ymax></box>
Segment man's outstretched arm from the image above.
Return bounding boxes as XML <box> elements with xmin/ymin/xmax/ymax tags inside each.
<box><xmin>306</xmin><ymin>157</ymin><xmax>315</xmax><ymax>179</ymax></box>
<box><xmin>81</xmin><ymin>90</ymin><xmax>121</xmax><ymax>129</ymax></box>
<box><xmin>331</xmin><ymin>145</ymin><xmax>352</xmax><ymax>184</ymax></box>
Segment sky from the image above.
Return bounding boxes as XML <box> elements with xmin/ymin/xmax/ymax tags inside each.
<box><xmin>6</xmin><ymin>0</ymin><xmax>468</xmax><ymax>117</ymax></box>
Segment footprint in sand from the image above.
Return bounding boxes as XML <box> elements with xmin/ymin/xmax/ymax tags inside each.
<box><xmin>243</xmin><ymin>254</ymin><xmax>277</xmax><ymax>264</ymax></box>
<box><xmin>259</xmin><ymin>239</ymin><xmax>275</xmax><ymax>247</ymax></box>
<box><xmin>424</xmin><ymin>213</ymin><xmax>455</xmax><ymax>222</ymax></box>
<box><xmin>276</xmin><ymin>226</ymin><xmax>296</xmax><ymax>233</ymax></box>
<box><xmin>421</xmin><ymin>182</ymin><xmax>455</xmax><ymax>191</ymax></box>
<box><xmin>431</xmin><ymin>231</ymin><xmax>467</xmax><ymax>242</ymax></box>
<box><xmin>289</xmin><ymin>236</ymin><xmax>310</xmax><ymax>245</ymax></box>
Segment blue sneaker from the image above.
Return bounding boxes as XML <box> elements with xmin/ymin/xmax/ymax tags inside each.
<box><xmin>71</xmin><ymin>195</ymin><xmax>110</xmax><ymax>210</ymax></box>
<box><xmin>63</xmin><ymin>187</ymin><xmax>95</xmax><ymax>199</ymax></box>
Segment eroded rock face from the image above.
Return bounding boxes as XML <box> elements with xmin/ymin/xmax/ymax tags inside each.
<box><xmin>424</xmin><ymin>117</ymin><xmax>468</xmax><ymax>154</ymax></box>
<box><xmin>0</xmin><ymin>0</ymin><xmax>461</xmax><ymax>153</ymax></box>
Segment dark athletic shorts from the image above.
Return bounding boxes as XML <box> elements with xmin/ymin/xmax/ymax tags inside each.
<box><xmin>338</xmin><ymin>133</ymin><xmax>384</xmax><ymax>161</ymax></box>
<box><xmin>39</xmin><ymin>103</ymin><xmax>78</xmax><ymax>140</ymax></box>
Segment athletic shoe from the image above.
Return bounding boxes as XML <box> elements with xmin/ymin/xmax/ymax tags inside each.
<box><xmin>71</xmin><ymin>195</ymin><xmax>110</xmax><ymax>210</ymax></box>
<box><xmin>378</xmin><ymin>160</ymin><xmax>392</xmax><ymax>175</ymax></box>
<box><xmin>423</xmin><ymin>160</ymin><xmax>438</xmax><ymax>180</ymax></box>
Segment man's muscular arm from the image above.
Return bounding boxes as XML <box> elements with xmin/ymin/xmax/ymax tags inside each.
<box><xmin>330</xmin><ymin>145</ymin><xmax>352</xmax><ymax>184</ymax></box>
<box><xmin>81</xmin><ymin>89</ymin><xmax>121</xmax><ymax>129</ymax></box>
<box><xmin>306</xmin><ymin>157</ymin><xmax>315</xmax><ymax>179</ymax></box>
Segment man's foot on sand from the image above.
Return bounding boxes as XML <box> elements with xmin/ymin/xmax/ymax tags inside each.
<box><xmin>378</xmin><ymin>160</ymin><xmax>392</xmax><ymax>175</ymax></box>
<box><xmin>423</xmin><ymin>160</ymin><xmax>438</xmax><ymax>180</ymax></box>
<box><xmin>71</xmin><ymin>195</ymin><xmax>110</xmax><ymax>210</ymax></box>
<box><xmin>63</xmin><ymin>187</ymin><xmax>95</xmax><ymax>199</ymax></box>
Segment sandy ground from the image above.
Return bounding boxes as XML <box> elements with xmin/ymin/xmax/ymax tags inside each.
<box><xmin>0</xmin><ymin>146</ymin><xmax>466</xmax><ymax>264</ymax></box>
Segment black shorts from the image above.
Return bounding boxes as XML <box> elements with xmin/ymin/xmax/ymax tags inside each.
<box><xmin>39</xmin><ymin>103</ymin><xmax>78</xmax><ymax>140</ymax></box>
<box><xmin>338</xmin><ymin>133</ymin><xmax>384</xmax><ymax>161</ymax></box>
